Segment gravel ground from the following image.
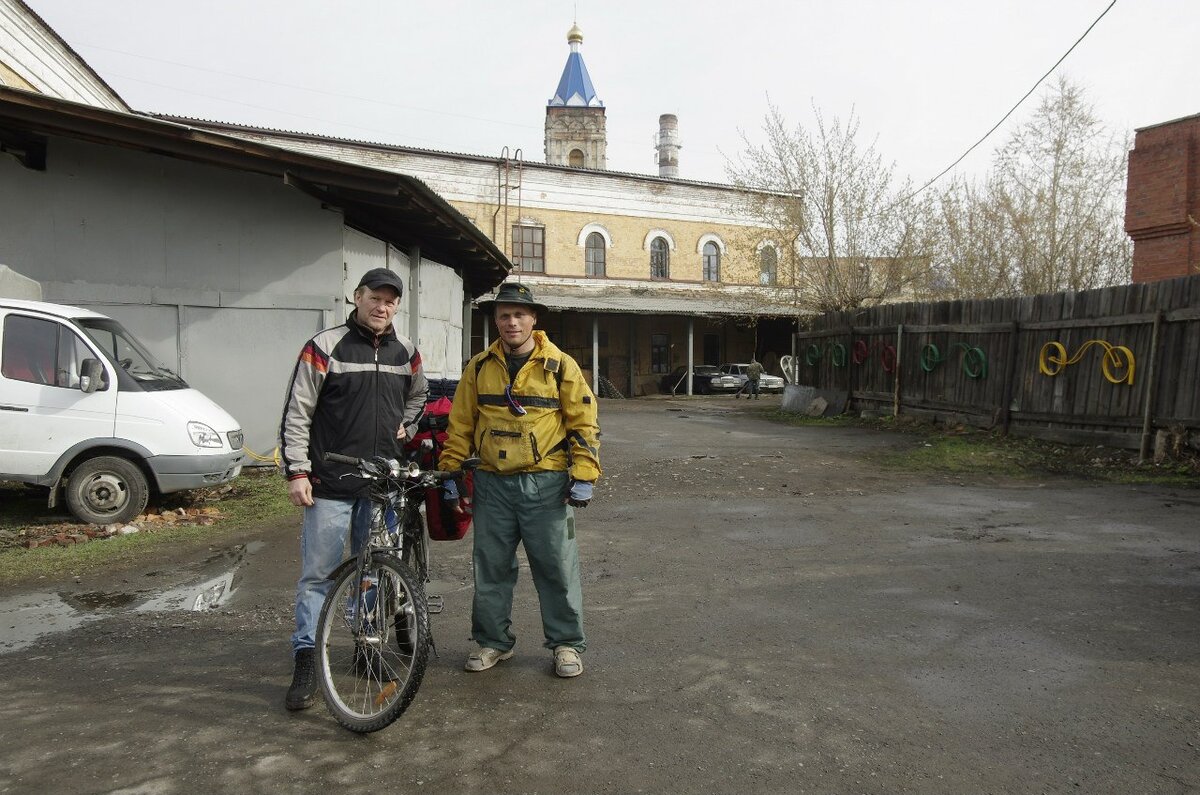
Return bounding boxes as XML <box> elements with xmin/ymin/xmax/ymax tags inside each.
<box><xmin>0</xmin><ymin>396</ymin><xmax>1197</xmax><ymax>794</ymax></box>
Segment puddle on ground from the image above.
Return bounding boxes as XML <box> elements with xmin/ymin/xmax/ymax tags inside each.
<box><xmin>0</xmin><ymin>541</ymin><xmax>264</xmax><ymax>654</ymax></box>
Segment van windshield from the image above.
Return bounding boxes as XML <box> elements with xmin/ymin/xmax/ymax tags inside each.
<box><xmin>76</xmin><ymin>318</ymin><xmax>188</xmax><ymax>392</ymax></box>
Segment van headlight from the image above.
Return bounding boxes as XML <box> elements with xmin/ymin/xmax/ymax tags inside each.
<box><xmin>188</xmin><ymin>421</ymin><xmax>223</xmax><ymax>448</ymax></box>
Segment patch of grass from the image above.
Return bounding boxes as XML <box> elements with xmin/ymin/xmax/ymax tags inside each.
<box><xmin>758</xmin><ymin>408</ymin><xmax>1200</xmax><ymax>487</ymax></box>
<box><xmin>0</xmin><ymin>468</ymin><xmax>296</xmax><ymax>584</ymax></box>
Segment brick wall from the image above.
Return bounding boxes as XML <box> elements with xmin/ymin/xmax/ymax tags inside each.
<box><xmin>1125</xmin><ymin>113</ymin><xmax>1200</xmax><ymax>282</ymax></box>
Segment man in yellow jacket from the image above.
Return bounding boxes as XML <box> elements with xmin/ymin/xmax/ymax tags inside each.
<box><xmin>439</xmin><ymin>282</ymin><xmax>601</xmax><ymax>678</ymax></box>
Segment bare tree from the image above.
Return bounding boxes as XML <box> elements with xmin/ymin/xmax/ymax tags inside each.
<box><xmin>932</xmin><ymin>176</ymin><xmax>1020</xmax><ymax>299</ymax></box>
<box><xmin>728</xmin><ymin>104</ymin><xmax>935</xmax><ymax>314</ymax></box>
<box><xmin>935</xmin><ymin>76</ymin><xmax>1131</xmax><ymax>298</ymax></box>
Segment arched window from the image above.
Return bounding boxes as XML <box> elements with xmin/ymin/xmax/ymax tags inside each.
<box><xmin>585</xmin><ymin>232</ymin><xmax>606</xmax><ymax>277</ymax></box>
<box><xmin>702</xmin><ymin>241</ymin><xmax>720</xmax><ymax>282</ymax></box>
<box><xmin>759</xmin><ymin>246</ymin><xmax>778</xmax><ymax>285</ymax></box>
<box><xmin>569</xmin><ymin>149</ymin><xmax>585</xmax><ymax>168</ymax></box>
<box><xmin>650</xmin><ymin>237</ymin><xmax>670</xmax><ymax>279</ymax></box>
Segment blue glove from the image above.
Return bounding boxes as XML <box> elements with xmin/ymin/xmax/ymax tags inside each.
<box><xmin>566</xmin><ymin>480</ymin><xmax>593</xmax><ymax>508</ymax></box>
<box><xmin>442</xmin><ymin>478</ymin><xmax>460</xmax><ymax>502</ymax></box>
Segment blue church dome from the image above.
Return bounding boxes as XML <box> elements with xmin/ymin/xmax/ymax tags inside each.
<box><xmin>548</xmin><ymin>25</ymin><xmax>603</xmax><ymax>108</ymax></box>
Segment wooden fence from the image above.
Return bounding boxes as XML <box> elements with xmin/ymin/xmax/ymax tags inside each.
<box><xmin>792</xmin><ymin>274</ymin><xmax>1200</xmax><ymax>453</ymax></box>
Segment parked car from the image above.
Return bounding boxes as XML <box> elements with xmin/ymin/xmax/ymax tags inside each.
<box><xmin>0</xmin><ymin>299</ymin><xmax>245</xmax><ymax>525</ymax></box>
<box><xmin>659</xmin><ymin>365</ymin><xmax>740</xmax><ymax>395</ymax></box>
<box><xmin>719</xmin><ymin>363</ymin><xmax>786</xmax><ymax>393</ymax></box>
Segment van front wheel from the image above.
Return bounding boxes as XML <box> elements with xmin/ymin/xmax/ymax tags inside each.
<box><xmin>65</xmin><ymin>456</ymin><xmax>149</xmax><ymax>525</ymax></box>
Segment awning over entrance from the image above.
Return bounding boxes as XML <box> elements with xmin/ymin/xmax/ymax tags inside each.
<box><xmin>495</xmin><ymin>281</ymin><xmax>800</xmax><ymax>318</ymax></box>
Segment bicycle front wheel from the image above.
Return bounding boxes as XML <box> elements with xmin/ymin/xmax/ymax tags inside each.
<box><xmin>315</xmin><ymin>552</ymin><xmax>431</xmax><ymax>733</ymax></box>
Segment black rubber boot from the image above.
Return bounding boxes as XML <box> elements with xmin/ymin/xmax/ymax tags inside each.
<box><xmin>285</xmin><ymin>648</ymin><xmax>317</xmax><ymax>711</ymax></box>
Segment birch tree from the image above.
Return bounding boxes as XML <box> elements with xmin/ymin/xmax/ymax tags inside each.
<box><xmin>728</xmin><ymin>104</ymin><xmax>935</xmax><ymax>314</ymax></box>
<box><xmin>935</xmin><ymin>76</ymin><xmax>1131</xmax><ymax>298</ymax></box>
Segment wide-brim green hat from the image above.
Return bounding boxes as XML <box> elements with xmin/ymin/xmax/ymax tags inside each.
<box><xmin>476</xmin><ymin>281</ymin><xmax>548</xmax><ymax>314</ymax></box>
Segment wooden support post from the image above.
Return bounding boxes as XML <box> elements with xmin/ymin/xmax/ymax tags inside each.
<box><xmin>845</xmin><ymin>325</ymin><xmax>855</xmax><ymax>415</ymax></box>
<box><xmin>1000</xmin><ymin>320</ymin><xmax>1020</xmax><ymax>436</ymax></box>
<box><xmin>1138</xmin><ymin>311</ymin><xmax>1164</xmax><ymax>463</ymax></box>
<box><xmin>592</xmin><ymin>315</ymin><xmax>600</xmax><ymax>395</ymax></box>
<box><xmin>628</xmin><ymin>316</ymin><xmax>636</xmax><ymax>398</ymax></box>
<box><xmin>892</xmin><ymin>324</ymin><xmax>903</xmax><ymax>417</ymax></box>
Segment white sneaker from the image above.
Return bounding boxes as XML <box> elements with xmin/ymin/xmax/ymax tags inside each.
<box><xmin>553</xmin><ymin>646</ymin><xmax>583</xmax><ymax>678</ymax></box>
<box><xmin>464</xmin><ymin>646</ymin><xmax>513</xmax><ymax>672</ymax></box>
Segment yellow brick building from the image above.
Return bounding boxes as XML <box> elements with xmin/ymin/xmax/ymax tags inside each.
<box><xmin>188</xmin><ymin>24</ymin><xmax>798</xmax><ymax>396</ymax></box>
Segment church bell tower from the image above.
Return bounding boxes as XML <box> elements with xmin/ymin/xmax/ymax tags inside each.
<box><xmin>545</xmin><ymin>24</ymin><xmax>606</xmax><ymax>169</ymax></box>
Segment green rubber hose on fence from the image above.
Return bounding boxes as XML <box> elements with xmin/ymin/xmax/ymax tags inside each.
<box><xmin>920</xmin><ymin>343</ymin><xmax>988</xmax><ymax>379</ymax></box>
<box><xmin>805</xmin><ymin>342</ymin><xmax>848</xmax><ymax>368</ymax></box>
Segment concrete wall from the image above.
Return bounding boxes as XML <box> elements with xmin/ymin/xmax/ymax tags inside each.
<box><xmin>0</xmin><ymin>135</ymin><xmax>470</xmax><ymax>458</ymax></box>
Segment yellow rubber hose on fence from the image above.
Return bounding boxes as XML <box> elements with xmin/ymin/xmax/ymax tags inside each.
<box><xmin>1038</xmin><ymin>340</ymin><xmax>1135</xmax><ymax>385</ymax></box>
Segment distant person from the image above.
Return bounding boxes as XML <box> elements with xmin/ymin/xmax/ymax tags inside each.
<box><xmin>439</xmin><ymin>281</ymin><xmax>601</xmax><ymax>678</ymax></box>
<box><xmin>735</xmin><ymin>357</ymin><xmax>765</xmax><ymax>399</ymax></box>
<box><xmin>277</xmin><ymin>268</ymin><xmax>429</xmax><ymax>711</ymax></box>
<box><xmin>745</xmin><ymin>358</ymin><xmax>765</xmax><ymax>399</ymax></box>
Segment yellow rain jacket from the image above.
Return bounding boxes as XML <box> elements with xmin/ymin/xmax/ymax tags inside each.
<box><xmin>440</xmin><ymin>332</ymin><xmax>601</xmax><ymax>482</ymax></box>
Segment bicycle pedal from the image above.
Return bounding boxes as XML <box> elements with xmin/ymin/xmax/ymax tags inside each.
<box><xmin>427</xmin><ymin>594</ymin><xmax>444</xmax><ymax>614</ymax></box>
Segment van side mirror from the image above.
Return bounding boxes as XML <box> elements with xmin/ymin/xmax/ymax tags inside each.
<box><xmin>79</xmin><ymin>358</ymin><xmax>103</xmax><ymax>393</ymax></box>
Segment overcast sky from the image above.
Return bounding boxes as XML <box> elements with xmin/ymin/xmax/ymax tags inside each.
<box><xmin>25</xmin><ymin>0</ymin><xmax>1198</xmax><ymax>186</ymax></box>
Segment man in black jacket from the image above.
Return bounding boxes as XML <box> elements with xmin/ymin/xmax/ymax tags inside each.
<box><xmin>277</xmin><ymin>268</ymin><xmax>428</xmax><ymax>710</ymax></box>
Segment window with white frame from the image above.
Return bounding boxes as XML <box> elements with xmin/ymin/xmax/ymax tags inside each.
<box><xmin>702</xmin><ymin>241</ymin><xmax>721</xmax><ymax>282</ymax></box>
<box><xmin>585</xmin><ymin>232</ymin><xmax>606</xmax><ymax>277</ymax></box>
<box><xmin>650</xmin><ymin>237</ymin><xmax>670</xmax><ymax>279</ymax></box>
<box><xmin>759</xmin><ymin>246</ymin><xmax>778</xmax><ymax>285</ymax></box>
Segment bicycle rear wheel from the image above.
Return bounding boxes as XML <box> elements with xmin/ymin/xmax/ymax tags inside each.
<box><xmin>315</xmin><ymin>552</ymin><xmax>431</xmax><ymax>733</ymax></box>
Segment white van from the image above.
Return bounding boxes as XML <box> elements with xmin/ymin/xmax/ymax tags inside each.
<box><xmin>0</xmin><ymin>299</ymin><xmax>244</xmax><ymax>524</ymax></box>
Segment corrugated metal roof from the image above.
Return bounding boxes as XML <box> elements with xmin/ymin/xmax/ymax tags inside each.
<box><xmin>499</xmin><ymin>284</ymin><xmax>800</xmax><ymax>318</ymax></box>
<box><xmin>0</xmin><ymin>88</ymin><xmax>512</xmax><ymax>296</ymax></box>
<box><xmin>155</xmin><ymin>115</ymin><xmax>774</xmax><ymax>193</ymax></box>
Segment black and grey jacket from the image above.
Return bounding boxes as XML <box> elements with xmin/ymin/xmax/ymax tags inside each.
<box><xmin>278</xmin><ymin>314</ymin><xmax>428</xmax><ymax>499</ymax></box>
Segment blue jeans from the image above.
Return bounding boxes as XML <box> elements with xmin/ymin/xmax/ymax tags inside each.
<box><xmin>291</xmin><ymin>496</ymin><xmax>372</xmax><ymax>655</ymax></box>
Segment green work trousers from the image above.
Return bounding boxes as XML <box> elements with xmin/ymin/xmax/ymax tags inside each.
<box><xmin>471</xmin><ymin>469</ymin><xmax>586</xmax><ymax>653</ymax></box>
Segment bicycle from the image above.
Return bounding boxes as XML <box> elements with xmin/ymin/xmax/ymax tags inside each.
<box><xmin>314</xmin><ymin>450</ymin><xmax>477</xmax><ymax>733</ymax></box>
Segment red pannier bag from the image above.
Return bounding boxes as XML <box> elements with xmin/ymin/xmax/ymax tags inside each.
<box><xmin>406</xmin><ymin>396</ymin><xmax>473</xmax><ymax>541</ymax></box>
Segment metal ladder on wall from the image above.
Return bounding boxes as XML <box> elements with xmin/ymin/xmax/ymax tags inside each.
<box><xmin>492</xmin><ymin>147</ymin><xmax>524</xmax><ymax>268</ymax></box>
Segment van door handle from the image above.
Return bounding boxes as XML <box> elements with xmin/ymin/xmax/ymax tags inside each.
<box><xmin>0</xmin><ymin>405</ymin><xmax>29</xmax><ymax>412</ymax></box>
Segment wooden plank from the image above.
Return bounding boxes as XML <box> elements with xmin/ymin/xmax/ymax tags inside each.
<box><xmin>1019</xmin><ymin>313</ymin><xmax>1157</xmax><ymax>330</ymax></box>
<box><xmin>855</xmin><ymin>324</ymin><xmax>901</xmax><ymax>336</ymax></box>
<box><xmin>902</xmin><ymin>322</ymin><xmax>1015</xmax><ymax>334</ymax></box>
<box><xmin>1011</xmin><ymin>410</ymin><xmax>1142</xmax><ymax>428</ymax></box>
<box><xmin>794</xmin><ymin>328</ymin><xmax>851</xmax><ymax>340</ymax></box>
<box><xmin>1013</xmin><ymin>425</ymin><xmax>1141</xmax><ymax>450</ymax></box>
<box><xmin>1139</xmin><ymin>311</ymin><xmax>1165</xmax><ymax>461</ymax></box>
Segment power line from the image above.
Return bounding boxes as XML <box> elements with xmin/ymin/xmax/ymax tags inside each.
<box><xmin>903</xmin><ymin>0</ymin><xmax>1118</xmax><ymax>201</ymax></box>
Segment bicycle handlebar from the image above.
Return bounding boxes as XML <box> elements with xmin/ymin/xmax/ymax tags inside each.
<box><xmin>324</xmin><ymin>452</ymin><xmax>360</xmax><ymax>465</ymax></box>
<box><xmin>322</xmin><ymin>452</ymin><xmax>479</xmax><ymax>482</ymax></box>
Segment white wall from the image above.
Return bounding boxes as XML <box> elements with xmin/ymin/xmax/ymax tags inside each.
<box><xmin>416</xmin><ymin>261</ymin><xmax>465</xmax><ymax>376</ymax></box>
<box><xmin>0</xmin><ymin>134</ymin><xmax>475</xmax><ymax>457</ymax></box>
<box><xmin>0</xmin><ymin>135</ymin><xmax>344</xmax><ymax>456</ymax></box>
<box><xmin>219</xmin><ymin>129</ymin><xmax>759</xmax><ymax>226</ymax></box>
<box><xmin>343</xmin><ymin>228</ymin><xmax>465</xmax><ymax>377</ymax></box>
<box><xmin>0</xmin><ymin>0</ymin><xmax>127</xmax><ymax>110</ymax></box>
